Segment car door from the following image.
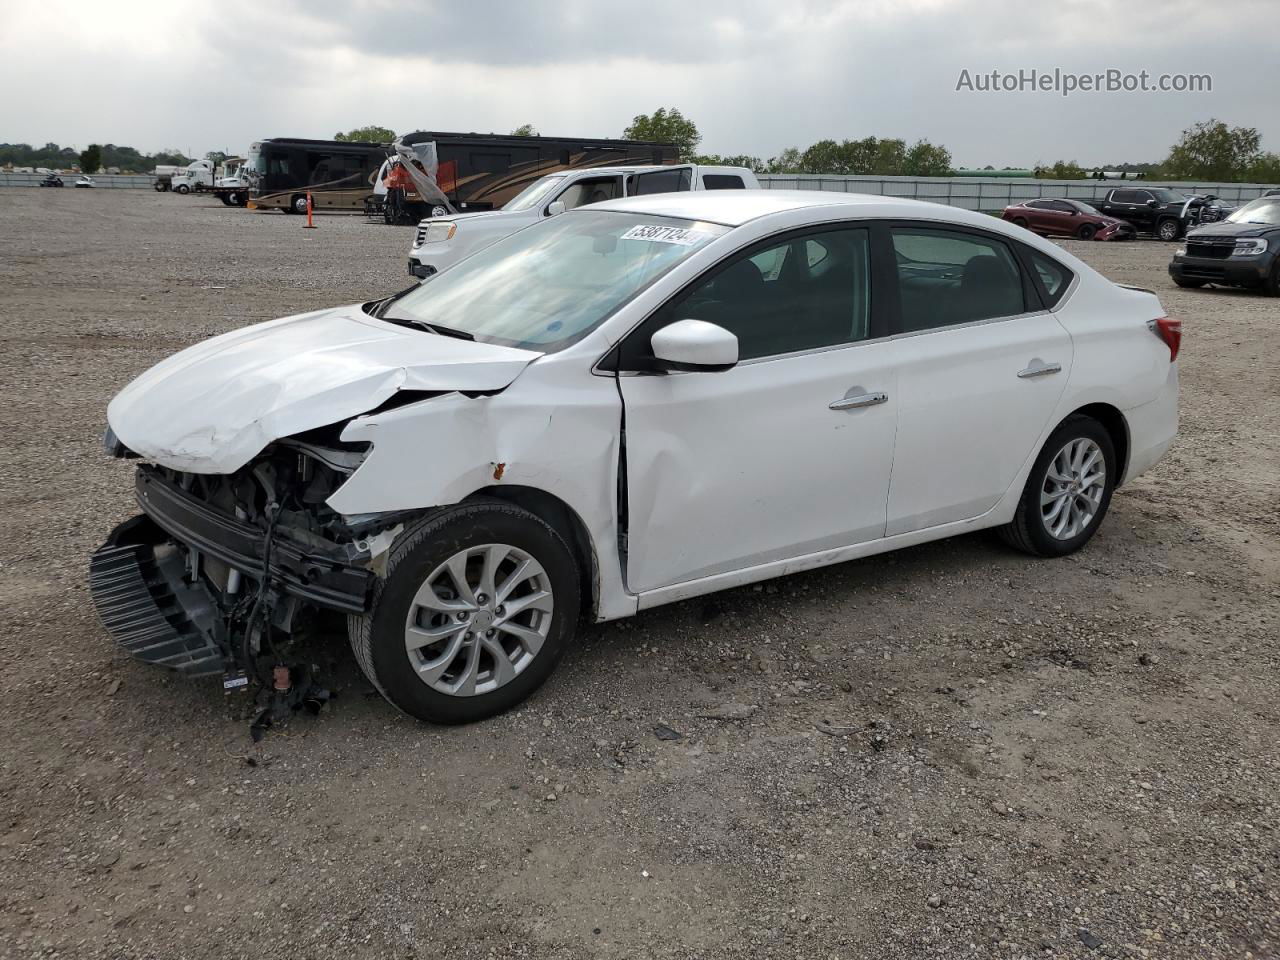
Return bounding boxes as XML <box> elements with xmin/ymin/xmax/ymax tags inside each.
<box><xmin>883</xmin><ymin>224</ymin><xmax>1073</xmax><ymax>536</ymax></box>
<box><xmin>1110</xmin><ymin>189</ymin><xmax>1150</xmax><ymax>229</ymax></box>
<box><xmin>616</xmin><ymin>225</ymin><xmax>899</xmax><ymax>594</ymax></box>
<box><xmin>1045</xmin><ymin>200</ymin><xmax>1078</xmax><ymax>236</ymax></box>
<box><xmin>1023</xmin><ymin>201</ymin><xmax>1053</xmax><ymax>234</ymax></box>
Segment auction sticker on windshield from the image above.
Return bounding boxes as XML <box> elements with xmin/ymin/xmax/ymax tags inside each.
<box><xmin>619</xmin><ymin>224</ymin><xmax>713</xmax><ymax>246</ymax></box>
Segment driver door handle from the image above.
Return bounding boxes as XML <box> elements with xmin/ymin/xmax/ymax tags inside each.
<box><xmin>829</xmin><ymin>391</ymin><xmax>889</xmax><ymax>411</ymax></box>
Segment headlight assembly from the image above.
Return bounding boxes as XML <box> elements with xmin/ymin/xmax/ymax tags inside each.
<box><xmin>1230</xmin><ymin>238</ymin><xmax>1269</xmax><ymax>258</ymax></box>
<box><xmin>422</xmin><ymin>221</ymin><xmax>457</xmax><ymax>243</ymax></box>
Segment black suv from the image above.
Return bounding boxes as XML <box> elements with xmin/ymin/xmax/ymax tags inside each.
<box><xmin>1090</xmin><ymin>186</ymin><xmax>1232</xmax><ymax>241</ymax></box>
<box><xmin>1169</xmin><ymin>196</ymin><xmax>1280</xmax><ymax>295</ymax></box>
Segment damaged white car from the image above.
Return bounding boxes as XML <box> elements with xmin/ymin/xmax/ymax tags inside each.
<box><xmin>92</xmin><ymin>191</ymin><xmax>1180</xmax><ymax>723</ymax></box>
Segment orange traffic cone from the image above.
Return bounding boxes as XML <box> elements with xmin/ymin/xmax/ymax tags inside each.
<box><xmin>303</xmin><ymin>192</ymin><xmax>317</xmax><ymax>229</ymax></box>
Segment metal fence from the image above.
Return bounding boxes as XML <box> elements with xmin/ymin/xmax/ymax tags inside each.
<box><xmin>757</xmin><ymin>174</ymin><xmax>1278</xmax><ymax>211</ymax></box>
<box><xmin>3</xmin><ymin>169</ymin><xmax>1276</xmax><ymax>208</ymax></box>
<box><xmin>0</xmin><ymin>172</ymin><xmax>156</xmax><ymax>189</ymax></box>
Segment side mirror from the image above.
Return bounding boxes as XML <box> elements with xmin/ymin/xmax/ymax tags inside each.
<box><xmin>651</xmin><ymin>319</ymin><xmax>738</xmax><ymax>372</ymax></box>
<box><xmin>545</xmin><ymin>200</ymin><xmax>566</xmax><ymax>217</ymax></box>
<box><xmin>1146</xmin><ymin>199</ymin><xmax>1158</xmax><ymax>208</ymax></box>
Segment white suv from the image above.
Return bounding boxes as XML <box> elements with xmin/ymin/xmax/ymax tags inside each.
<box><xmin>407</xmin><ymin>164</ymin><xmax>759</xmax><ymax>279</ymax></box>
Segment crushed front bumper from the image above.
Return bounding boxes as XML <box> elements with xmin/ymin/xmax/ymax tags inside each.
<box><xmin>89</xmin><ymin>468</ymin><xmax>376</xmax><ymax>675</ymax></box>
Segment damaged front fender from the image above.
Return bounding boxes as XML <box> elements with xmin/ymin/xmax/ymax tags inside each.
<box><xmin>326</xmin><ymin>359</ymin><xmax>636</xmax><ymax>621</ymax></box>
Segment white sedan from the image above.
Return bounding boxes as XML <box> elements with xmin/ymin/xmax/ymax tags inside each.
<box><xmin>94</xmin><ymin>191</ymin><xmax>1180</xmax><ymax>723</ymax></box>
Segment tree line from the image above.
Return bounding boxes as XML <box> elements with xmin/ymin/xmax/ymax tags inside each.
<box><xmin>15</xmin><ymin>115</ymin><xmax>1278</xmax><ymax>183</ymax></box>
<box><xmin>622</xmin><ymin>107</ymin><xmax>953</xmax><ymax>176</ymax></box>
<box><xmin>0</xmin><ymin>142</ymin><xmax>192</xmax><ymax>173</ymax></box>
<box><xmin>1035</xmin><ymin>119</ymin><xmax>1280</xmax><ymax>182</ymax></box>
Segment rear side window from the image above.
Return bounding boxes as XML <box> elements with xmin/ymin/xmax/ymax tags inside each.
<box><xmin>702</xmin><ymin>174</ymin><xmax>745</xmax><ymax>190</ymax></box>
<box><xmin>634</xmin><ymin>168</ymin><xmax>693</xmax><ymax>195</ymax></box>
<box><xmin>1027</xmin><ymin>249</ymin><xmax>1073</xmax><ymax>307</ymax></box>
<box><xmin>890</xmin><ymin>227</ymin><xmax>1027</xmax><ymax>332</ymax></box>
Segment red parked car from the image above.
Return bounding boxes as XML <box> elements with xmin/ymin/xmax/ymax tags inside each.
<box><xmin>1002</xmin><ymin>199</ymin><xmax>1135</xmax><ymax>241</ymax></box>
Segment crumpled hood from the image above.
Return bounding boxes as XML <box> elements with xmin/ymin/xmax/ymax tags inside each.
<box><xmin>107</xmin><ymin>304</ymin><xmax>539</xmax><ymax>474</ymax></box>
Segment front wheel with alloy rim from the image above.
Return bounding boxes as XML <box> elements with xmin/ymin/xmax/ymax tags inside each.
<box><xmin>1076</xmin><ymin>223</ymin><xmax>1097</xmax><ymax>241</ymax></box>
<box><xmin>348</xmin><ymin>502</ymin><xmax>580</xmax><ymax>724</ymax></box>
<box><xmin>999</xmin><ymin>416</ymin><xmax>1116</xmax><ymax>557</ymax></box>
<box><xmin>1157</xmin><ymin>218</ymin><xmax>1181</xmax><ymax>241</ymax></box>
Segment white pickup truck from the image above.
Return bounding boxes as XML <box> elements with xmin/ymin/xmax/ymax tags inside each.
<box><xmin>407</xmin><ymin>163</ymin><xmax>759</xmax><ymax>279</ymax></box>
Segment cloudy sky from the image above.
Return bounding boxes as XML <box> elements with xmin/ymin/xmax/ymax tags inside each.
<box><xmin>3</xmin><ymin>0</ymin><xmax>1277</xmax><ymax>168</ymax></box>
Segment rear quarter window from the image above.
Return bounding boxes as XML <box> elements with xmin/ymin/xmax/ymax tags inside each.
<box><xmin>702</xmin><ymin>174</ymin><xmax>745</xmax><ymax>190</ymax></box>
<box><xmin>1026</xmin><ymin>248</ymin><xmax>1074</xmax><ymax>307</ymax></box>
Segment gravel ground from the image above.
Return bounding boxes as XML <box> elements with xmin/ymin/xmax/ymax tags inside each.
<box><xmin>0</xmin><ymin>189</ymin><xmax>1277</xmax><ymax>960</ymax></box>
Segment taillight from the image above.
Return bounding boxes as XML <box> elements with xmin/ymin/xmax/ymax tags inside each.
<box><xmin>1151</xmin><ymin>316</ymin><xmax>1182</xmax><ymax>362</ymax></box>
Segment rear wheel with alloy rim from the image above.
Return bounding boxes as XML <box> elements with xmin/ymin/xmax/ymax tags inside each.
<box><xmin>999</xmin><ymin>416</ymin><xmax>1116</xmax><ymax>557</ymax></box>
<box><xmin>348</xmin><ymin>502</ymin><xmax>580</xmax><ymax>723</ymax></box>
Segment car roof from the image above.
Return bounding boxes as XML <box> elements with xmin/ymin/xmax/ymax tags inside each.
<box><xmin>587</xmin><ymin>189</ymin><xmax>997</xmax><ymax>229</ymax></box>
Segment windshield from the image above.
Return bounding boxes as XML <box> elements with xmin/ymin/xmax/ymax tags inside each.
<box><xmin>381</xmin><ymin>211</ymin><xmax>729</xmax><ymax>351</ymax></box>
<box><xmin>1151</xmin><ymin>188</ymin><xmax>1188</xmax><ymax>203</ymax></box>
<box><xmin>1226</xmin><ymin>198</ymin><xmax>1280</xmax><ymax>225</ymax></box>
<box><xmin>503</xmin><ymin>175</ymin><xmax>566</xmax><ymax>212</ymax></box>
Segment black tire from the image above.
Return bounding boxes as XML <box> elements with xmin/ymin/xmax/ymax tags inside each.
<box><xmin>1011</xmin><ymin>217</ymin><xmax>1029</xmax><ymax>228</ymax></box>
<box><xmin>1263</xmin><ymin>261</ymin><xmax>1280</xmax><ymax>298</ymax></box>
<box><xmin>175</xmin><ymin>184</ymin><xmax>190</xmax><ymax>195</ymax></box>
<box><xmin>291</xmin><ymin>194</ymin><xmax>309</xmax><ymax>215</ymax></box>
<box><xmin>1156</xmin><ymin>218</ymin><xmax>1181</xmax><ymax>242</ymax></box>
<box><xmin>233</xmin><ymin>192</ymin><xmax>247</xmax><ymax>207</ymax></box>
<box><xmin>153</xmin><ymin>181</ymin><xmax>166</xmax><ymax>192</ymax></box>
<box><xmin>348</xmin><ymin>501</ymin><xmax>581</xmax><ymax>724</ymax></box>
<box><xmin>998</xmin><ymin>415</ymin><xmax>1117</xmax><ymax>558</ymax></box>
<box><xmin>219</xmin><ymin>195</ymin><xmax>232</xmax><ymax>206</ymax></box>
<box><xmin>1174</xmin><ymin>278</ymin><xmax>1205</xmax><ymax>289</ymax></box>
<box><xmin>1076</xmin><ymin>223</ymin><xmax>1097</xmax><ymax>241</ymax></box>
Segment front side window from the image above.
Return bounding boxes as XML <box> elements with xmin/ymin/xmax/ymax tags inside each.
<box><xmin>891</xmin><ymin>227</ymin><xmax>1027</xmax><ymax>331</ymax></box>
<box><xmin>380</xmin><ymin>211</ymin><xmax>728</xmax><ymax>352</ymax></box>
<box><xmin>655</xmin><ymin>227</ymin><xmax>872</xmax><ymax>362</ymax></box>
<box><xmin>554</xmin><ymin>176</ymin><xmax>622</xmax><ymax>210</ymax></box>
<box><xmin>504</xmin><ymin>175</ymin><xmax>565</xmax><ymax>211</ymax></box>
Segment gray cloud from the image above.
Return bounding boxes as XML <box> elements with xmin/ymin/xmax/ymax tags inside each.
<box><xmin>1</xmin><ymin>0</ymin><xmax>1277</xmax><ymax>169</ymax></box>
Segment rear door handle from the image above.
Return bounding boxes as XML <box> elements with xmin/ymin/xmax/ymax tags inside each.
<box><xmin>1018</xmin><ymin>360</ymin><xmax>1062</xmax><ymax>379</ymax></box>
<box><xmin>829</xmin><ymin>391</ymin><xmax>888</xmax><ymax>411</ymax></box>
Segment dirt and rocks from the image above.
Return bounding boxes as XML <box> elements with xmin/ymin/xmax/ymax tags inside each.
<box><xmin>0</xmin><ymin>189</ymin><xmax>1276</xmax><ymax>960</ymax></box>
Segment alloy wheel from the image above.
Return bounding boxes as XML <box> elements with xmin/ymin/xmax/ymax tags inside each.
<box><xmin>1040</xmin><ymin>438</ymin><xmax>1106</xmax><ymax>540</ymax></box>
<box><xmin>403</xmin><ymin>543</ymin><xmax>554</xmax><ymax>697</ymax></box>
